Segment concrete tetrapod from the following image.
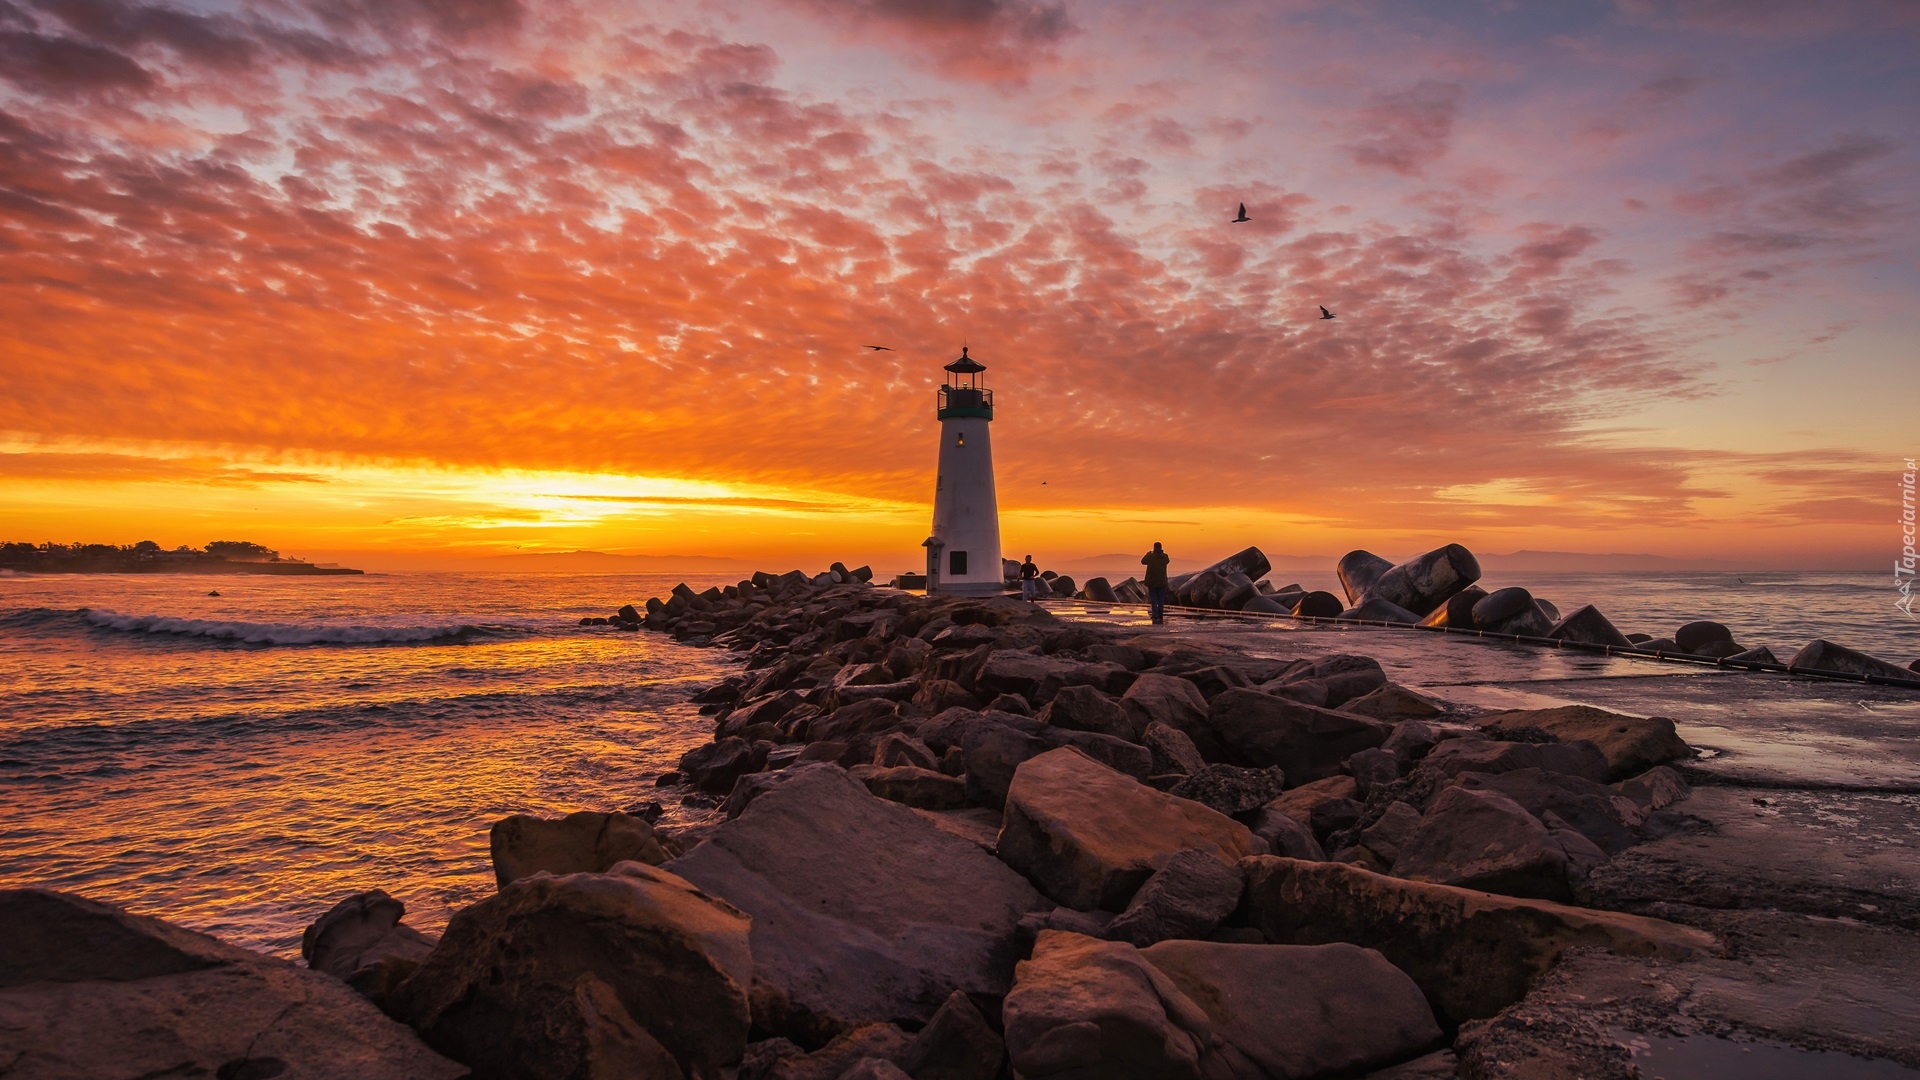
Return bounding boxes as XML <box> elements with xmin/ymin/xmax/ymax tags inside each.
<box><xmin>1367</xmin><ymin>544</ymin><xmax>1482</xmax><ymax>618</ymax></box>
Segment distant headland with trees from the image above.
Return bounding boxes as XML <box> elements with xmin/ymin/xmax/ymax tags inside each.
<box><xmin>0</xmin><ymin>540</ymin><xmax>363</xmax><ymax>576</ymax></box>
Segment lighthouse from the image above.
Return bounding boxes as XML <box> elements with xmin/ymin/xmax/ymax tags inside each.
<box><xmin>923</xmin><ymin>347</ymin><xmax>1003</xmax><ymax>595</ymax></box>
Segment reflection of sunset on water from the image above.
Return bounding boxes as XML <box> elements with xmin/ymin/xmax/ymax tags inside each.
<box><xmin>0</xmin><ymin>573</ymin><xmax>736</xmax><ymax>956</ymax></box>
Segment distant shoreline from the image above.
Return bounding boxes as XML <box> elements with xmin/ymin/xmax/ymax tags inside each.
<box><xmin>0</xmin><ymin>561</ymin><xmax>363</xmax><ymax>576</ymax></box>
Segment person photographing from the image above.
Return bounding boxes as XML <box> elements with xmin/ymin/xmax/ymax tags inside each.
<box><xmin>1141</xmin><ymin>542</ymin><xmax>1170</xmax><ymax>624</ymax></box>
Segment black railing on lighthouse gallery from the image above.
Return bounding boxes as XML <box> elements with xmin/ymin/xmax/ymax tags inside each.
<box><xmin>937</xmin><ymin>385</ymin><xmax>993</xmax><ymax>418</ymax></box>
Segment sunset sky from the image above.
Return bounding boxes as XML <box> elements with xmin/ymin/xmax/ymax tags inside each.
<box><xmin>2</xmin><ymin>0</ymin><xmax>1913</xmax><ymax>571</ymax></box>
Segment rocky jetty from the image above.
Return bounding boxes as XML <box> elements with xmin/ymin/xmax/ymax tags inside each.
<box><xmin>18</xmin><ymin>556</ymin><xmax>1918</xmax><ymax>1077</ymax></box>
<box><xmin>1027</xmin><ymin>542</ymin><xmax>1916</xmax><ymax>682</ymax></box>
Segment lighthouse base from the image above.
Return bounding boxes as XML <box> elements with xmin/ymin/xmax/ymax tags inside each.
<box><xmin>931</xmin><ymin>580</ymin><xmax>1005</xmax><ymax>596</ymax></box>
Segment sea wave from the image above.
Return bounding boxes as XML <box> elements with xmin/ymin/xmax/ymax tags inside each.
<box><xmin>71</xmin><ymin>608</ymin><xmax>523</xmax><ymax>646</ymax></box>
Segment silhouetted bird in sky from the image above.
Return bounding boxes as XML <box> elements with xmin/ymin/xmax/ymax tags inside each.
<box><xmin>866</xmin><ymin>345</ymin><xmax>893</xmax><ymax>351</ymax></box>
<box><xmin>1319</xmin><ymin>306</ymin><xmax>1336</xmax><ymax>320</ymax></box>
<box><xmin>1233</xmin><ymin>203</ymin><xmax>1249</xmax><ymax>223</ymax></box>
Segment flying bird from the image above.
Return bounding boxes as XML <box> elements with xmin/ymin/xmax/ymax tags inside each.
<box><xmin>866</xmin><ymin>345</ymin><xmax>893</xmax><ymax>351</ymax></box>
<box><xmin>1233</xmin><ymin>203</ymin><xmax>1250</xmax><ymax>223</ymax></box>
<box><xmin>1319</xmin><ymin>306</ymin><xmax>1336</xmax><ymax>320</ymax></box>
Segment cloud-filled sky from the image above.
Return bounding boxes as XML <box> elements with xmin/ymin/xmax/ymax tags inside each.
<box><xmin>1</xmin><ymin>0</ymin><xmax>1914</xmax><ymax>568</ymax></box>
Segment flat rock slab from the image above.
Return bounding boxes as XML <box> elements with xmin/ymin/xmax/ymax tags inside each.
<box><xmin>1242</xmin><ymin>857</ymin><xmax>1718</xmax><ymax>1023</ymax></box>
<box><xmin>1001</xmin><ymin>931</ymin><xmax>1440</xmax><ymax>1080</ymax></box>
<box><xmin>998</xmin><ymin>747</ymin><xmax>1264</xmax><ymax>912</ymax></box>
<box><xmin>0</xmin><ymin>889</ymin><xmax>464</xmax><ymax>1080</ymax></box>
<box><xmin>1581</xmin><ymin>784</ymin><xmax>1920</xmax><ymax>930</ymax></box>
<box><xmin>667</xmin><ymin>765</ymin><xmax>1049</xmax><ymax>1043</ymax></box>
<box><xmin>1475</xmin><ymin>704</ymin><xmax>1690</xmax><ymax>781</ymax></box>
<box><xmin>1454</xmin><ymin>929</ymin><xmax>1920</xmax><ymax>1077</ymax></box>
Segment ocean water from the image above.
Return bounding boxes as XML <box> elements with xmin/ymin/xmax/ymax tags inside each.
<box><xmin>0</xmin><ymin>571</ymin><xmax>741</xmax><ymax>958</ymax></box>
<box><xmin>0</xmin><ymin>568</ymin><xmax>1912</xmax><ymax>961</ymax></box>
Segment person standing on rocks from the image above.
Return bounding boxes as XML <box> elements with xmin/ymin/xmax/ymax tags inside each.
<box><xmin>1019</xmin><ymin>555</ymin><xmax>1042</xmax><ymax>601</ymax></box>
<box><xmin>1142</xmin><ymin>542</ymin><xmax>1171</xmax><ymax>624</ymax></box>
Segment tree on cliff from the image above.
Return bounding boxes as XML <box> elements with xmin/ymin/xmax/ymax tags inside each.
<box><xmin>205</xmin><ymin>541</ymin><xmax>279</xmax><ymax>562</ymax></box>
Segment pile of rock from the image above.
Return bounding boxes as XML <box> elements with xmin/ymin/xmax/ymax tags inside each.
<box><xmin>13</xmin><ymin>568</ymin><xmax>1729</xmax><ymax>1078</ymax></box>
<box><xmin>1055</xmin><ymin>541</ymin><xmax>1918</xmax><ymax>681</ymax></box>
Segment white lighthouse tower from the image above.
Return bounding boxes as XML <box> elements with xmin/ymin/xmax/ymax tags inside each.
<box><xmin>923</xmin><ymin>347</ymin><xmax>1003</xmax><ymax>595</ymax></box>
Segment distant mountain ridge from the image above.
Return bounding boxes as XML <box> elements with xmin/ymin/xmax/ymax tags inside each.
<box><xmin>1059</xmin><ymin>548</ymin><xmax>1749</xmax><ymax>575</ymax></box>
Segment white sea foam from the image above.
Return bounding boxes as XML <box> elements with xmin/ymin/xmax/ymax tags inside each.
<box><xmin>81</xmin><ymin>608</ymin><xmax>502</xmax><ymax>645</ymax></box>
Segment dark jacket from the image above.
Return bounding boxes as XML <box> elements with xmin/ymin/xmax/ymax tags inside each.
<box><xmin>1141</xmin><ymin>550</ymin><xmax>1170</xmax><ymax>589</ymax></box>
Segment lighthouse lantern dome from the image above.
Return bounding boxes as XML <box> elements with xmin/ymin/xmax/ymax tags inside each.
<box><xmin>937</xmin><ymin>347</ymin><xmax>993</xmax><ymax>420</ymax></box>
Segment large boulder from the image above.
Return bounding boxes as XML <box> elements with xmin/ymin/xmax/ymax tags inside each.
<box><xmin>1250</xmin><ymin>804</ymin><xmax>1326</xmax><ymax>861</ymax></box>
<box><xmin>1197</xmin><ymin>689</ymin><xmax>1391</xmax><ymax>781</ymax></box>
<box><xmin>1243</xmin><ymin>857</ymin><xmax>1718</xmax><ymax>1022</ymax></box>
<box><xmin>1255</xmin><ymin>775</ymin><xmax>1358</xmax><ymax>829</ymax></box>
<box><xmin>0</xmin><ymin>889</ymin><xmax>464</xmax><ymax>1079</ymax></box>
<box><xmin>490</xmin><ymin>810</ymin><xmax>667</xmax><ymax>890</ymax></box>
<box><xmin>1265</xmin><ymin>653</ymin><xmax>1388</xmax><ymax>708</ymax></box>
<box><xmin>665</xmin><ymin>765</ymin><xmax>1049</xmax><ymax>1043</ymax></box>
<box><xmin>1474</xmin><ymin>705</ymin><xmax>1690</xmax><ymax>781</ymax></box>
<box><xmin>1421</xmin><ymin>736</ymin><xmax>1611</xmax><ymax>785</ymax></box>
<box><xmin>1340</xmin><ymin>683</ymin><xmax>1445</xmax><ymax>720</ymax></box>
<box><xmin>1002</xmin><ymin>930</ymin><xmax>1441</xmax><ymax>1080</ymax></box>
<box><xmin>997</xmin><ymin>748</ymin><xmax>1264</xmax><ymax>911</ymax></box>
<box><xmin>301</xmin><ymin>889</ymin><xmax>436</xmax><ymax>1008</ymax></box>
<box><xmin>1142</xmin><ymin>721</ymin><xmax>1207</xmax><ymax>776</ymax></box>
<box><xmin>1368</xmin><ymin>544</ymin><xmax>1481</xmax><ymax>617</ymax></box>
<box><xmin>1036</xmin><ymin>684</ymin><xmax>1140</xmax><ymax>742</ymax></box>
<box><xmin>1390</xmin><ymin>786</ymin><xmax>1578</xmax><ymax>901</ymax></box>
<box><xmin>393</xmin><ymin>861</ymin><xmax>753</xmax><ymax>1080</ymax></box>
<box><xmin>1789</xmin><ymin>639</ymin><xmax>1919</xmax><ymax>681</ymax></box>
<box><xmin>944</xmin><ymin>711</ymin><xmax>1152</xmax><ymax>809</ymax></box>
<box><xmin>898</xmin><ymin>990</ymin><xmax>1005</xmax><ymax>1080</ymax></box>
<box><xmin>1141</xmin><ymin>939</ymin><xmax>1442</xmax><ymax>1078</ymax></box>
<box><xmin>1350</xmin><ymin>801</ymin><xmax>1423</xmax><ymax>866</ymax></box>
<box><xmin>975</xmin><ymin>652</ymin><xmax>1128</xmax><ymax>704</ymax></box>
<box><xmin>1002</xmin><ymin>931</ymin><xmax>1214</xmax><ymax>1080</ymax></box>
<box><xmin>680</xmin><ymin>738</ymin><xmax>773</xmax><ymax>793</ymax></box>
<box><xmin>1119</xmin><ymin>673</ymin><xmax>1209</xmax><ymax>735</ymax></box>
<box><xmin>1102</xmin><ymin>849</ymin><xmax>1245</xmax><ymax>948</ymax></box>
<box><xmin>1452</xmin><ymin>768</ymin><xmax>1644</xmax><ymax>855</ymax></box>
<box><xmin>1546</xmin><ymin>604</ymin><xmax>1633</xmax><ymax>649</ymax></box>
<box><xmin>1337</xmin><ymin>550</ymin><xmax>1395</xmax><ymax>605</ymax></box>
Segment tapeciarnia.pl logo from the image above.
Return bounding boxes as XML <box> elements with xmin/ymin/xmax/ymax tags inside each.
<box><xmin>1899</xmin><ymin>459</ymin><xmax>1917</xmax><ymax>619</ymax></box>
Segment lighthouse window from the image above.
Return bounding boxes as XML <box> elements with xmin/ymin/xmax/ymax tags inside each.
<box><xmin>956</xmin><ymin>432</ymin><xmax>965</xmax><ymax>447</ymax></box>
<box><xmin>949</xmin><ymin>551</ymin><xmax>968</xmax><ymax>575</ymax></box>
